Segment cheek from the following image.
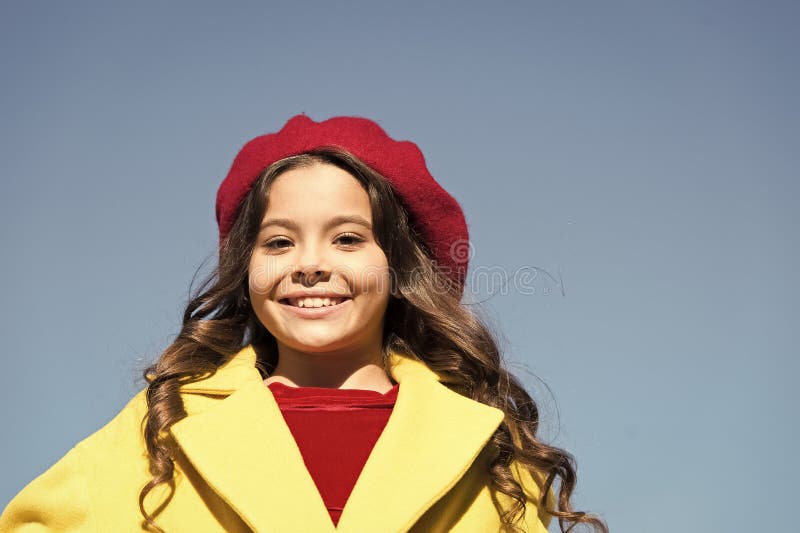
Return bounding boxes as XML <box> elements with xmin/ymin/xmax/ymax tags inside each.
<box><xmin>355</xmin><ymin>262</ymin><xmax>392</xmax><ymax>296</ymax></box>
<box><xmin>248</xmin><ymin>257</ymin><xmax>283</xmax><ymax>300</ymax></box>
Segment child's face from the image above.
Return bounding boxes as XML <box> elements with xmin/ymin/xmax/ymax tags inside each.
<box><xmin>248</xmin><ymin>162</ymin><xmax>391</xmax><ymax>356</ymax></box>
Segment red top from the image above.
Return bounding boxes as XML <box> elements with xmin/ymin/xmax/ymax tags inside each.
<box><xmin>267</xmin><ymin>381</ymin><xmax>400</xmax><ymax>526</ymax></box>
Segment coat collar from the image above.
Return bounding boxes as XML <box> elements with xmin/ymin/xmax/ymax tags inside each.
<box><xmin>170</xmin><ymin>345</ymin><xmax>505</xmax><ymax>533</ymax></box>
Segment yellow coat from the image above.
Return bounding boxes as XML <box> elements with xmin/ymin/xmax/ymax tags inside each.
<box><xmin>1</xmin><ymin>345</ymin><xmax>553</xmax><ymax>532</ymax></box>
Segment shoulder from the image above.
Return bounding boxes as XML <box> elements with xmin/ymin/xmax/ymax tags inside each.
<box><xmin>71</xmin><ymin>387</ymin><xmax>153</xmax><ymax>489</ymax></box>
<box><xmin>509</xmin><ymin>457</ymin><xmax>555</xmax><ymax>529</ymax></box>
<box><xmin>481</xmin><ymin>438</ymin><xmax>555</xmax><ymax>530</ymax></box>
<box><xmin>0</xmin><ymin>388</ymin><xmax>151</xmax><ymax>531</ymax></box>
<box><xmin>0</xmin><ymin>441</ymin><xmax>96</xmax><ymax>531</ymax></box>
<box><xmin>67</xmin><ymin>387</ymin><xmax>150</xmax><ymax>460</ymax></box>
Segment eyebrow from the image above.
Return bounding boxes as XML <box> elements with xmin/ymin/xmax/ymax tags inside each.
<box><xmin>259</xmin><ymin>214</ymin><xmax>373</xmax><ymax>232</ymax></box>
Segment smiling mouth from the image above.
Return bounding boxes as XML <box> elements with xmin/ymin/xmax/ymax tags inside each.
<box><xmin>279</xmin><ymin>297</ymin><xmax>352</xmax><ymax>308</ymax></box>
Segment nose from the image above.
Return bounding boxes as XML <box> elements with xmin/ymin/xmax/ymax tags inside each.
<box><xmin>295</xmin><ymin>264</ymin><xmax>327</xmax><ymax>286</ymax></box>
<box><xmin>292</xmin><ymin>245</ymin><xmax>330</xmax><ymax>286</ymax></box>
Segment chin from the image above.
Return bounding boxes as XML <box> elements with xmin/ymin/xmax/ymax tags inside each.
<box><xmin>284</xmin><ymin>335</ymin><xmax>350</xmax><ymax>353</ymax></box>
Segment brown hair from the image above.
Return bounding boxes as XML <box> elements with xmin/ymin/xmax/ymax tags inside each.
<box><xmin>137</xmin><ymin>147</ymin><xmax>608</xmax><ymax>533</ymax></box>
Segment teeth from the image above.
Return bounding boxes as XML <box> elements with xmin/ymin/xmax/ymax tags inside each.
<box><xmin>288</xmin><ymin>297</ymin><xmax>345</xmax><ymax>308</ymax></box>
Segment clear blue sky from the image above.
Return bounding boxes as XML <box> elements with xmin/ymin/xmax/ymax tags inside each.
<box><xmin>1</xmin><ymin>2</ymin><xmax>797</xmax><ymax>532</ymax></box>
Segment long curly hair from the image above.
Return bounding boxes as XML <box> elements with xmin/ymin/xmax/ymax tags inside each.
<box><xmin>137</xmin><ymin>147</ymin><xmax>608</xmax><ymax>533</ymax></box>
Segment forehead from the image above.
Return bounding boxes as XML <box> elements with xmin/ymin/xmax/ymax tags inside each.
<box><xmin>264</xmin><ymin>163</ymin><xmax>370</xmax><ymax>216</ymax></box>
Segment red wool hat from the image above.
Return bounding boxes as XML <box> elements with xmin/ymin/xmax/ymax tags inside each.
<box><xmin>216</xmin><ymin>114</ymin><xmax>470</xmax><ymax>292</ymax></box>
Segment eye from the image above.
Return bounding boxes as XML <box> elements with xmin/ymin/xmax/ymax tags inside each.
<box><xmin>264</xmin><ymin>237</ymin><xmax>292</xmax><ymax>250</ymax></box>
<box><xmin>335</xmin><ymin>232</ymin><xmax>366</xmax><ymax>247</ymax></box>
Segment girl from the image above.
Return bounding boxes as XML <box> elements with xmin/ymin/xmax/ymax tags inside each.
<box><xmin>0</xmin><ymin>115</ymin><xmax>608</xmax><ymax>532</ymax></box>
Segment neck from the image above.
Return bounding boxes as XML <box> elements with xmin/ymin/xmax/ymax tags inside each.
<box><xmin>263</xmin><ymin>341</ymin><xmax>396</xmax><ymax>393</ymax></box>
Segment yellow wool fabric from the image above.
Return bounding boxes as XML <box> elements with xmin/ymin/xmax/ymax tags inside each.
<box><xmin>1</xmin><ymin>345</ymin><xmax>553</xmax><ymax>532</ymax></box>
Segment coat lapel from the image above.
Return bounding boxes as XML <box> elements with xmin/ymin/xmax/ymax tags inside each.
<box><xmin>169</xmin><ymin>345</ymin><xmax>505</xmax><ymax>533</ymax></box>
<box><xmin>335</xmin><ymin>356</ymin><xmax>505</xmax><ymax>533</ymax></box>
<box><xmin>170</xmin><ymin>356</ymin><xmax>337</xmax><ymax>532</ymax></box>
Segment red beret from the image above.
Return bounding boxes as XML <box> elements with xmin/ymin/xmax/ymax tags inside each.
<box><xmin>216</xmin><ymin>114</ymin><xmax>470</xmax><ymax>292</ymax></box>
